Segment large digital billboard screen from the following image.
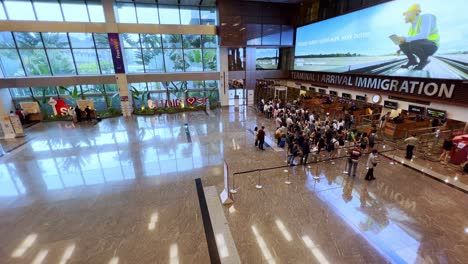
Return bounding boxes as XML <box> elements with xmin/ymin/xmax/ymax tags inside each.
<box><xmin>294</xmin><ymin>0</ymin><xmax>468</xmax><ymax>80</ymax></box>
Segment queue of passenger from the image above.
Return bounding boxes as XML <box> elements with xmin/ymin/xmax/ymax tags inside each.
<box><xmin>255</xmin><ymin>98</ymin><xmax>381</xmax><ymax>181</ymax></box>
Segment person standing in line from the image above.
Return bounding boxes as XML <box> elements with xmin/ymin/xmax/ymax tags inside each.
<box><xmin>288</xmin><ymin>140</ymin><xmax>299</xmax><ymax>166</ymax></box>
<box><xmin>258</xmin><ymin>126</ymin><xmax>266</xmax><ymax>150</ymax></box>
<box><xmin>365</xmin><ymin>149</ymin><xmax>379</xmax><ymax>181</ymax></box>
<box><xmin>301</xmin><ymin>140</ymin><xmax>310</xmax><ymax>165</ymax></box>
<box><xmin>360</xmin><ymin>134</ymin><xmax>369</xmax><ymax>153</ymax></box>
<box><xmin>275</xmin><ymin>116</ymin><xmax>282</xmax><ymax>129</ymax></box>
<box><xmin>329</xmin><ymin>136</ymin><xmax>340</xmax><ymax>165</ymax></box>
<box><xmin>404</xmin><ymin>134</ymin><xmax>418</xmax><ymax>159</ymax></box>
<box><xmin>254</xmin><ymin>126</ymin><xmax>259</xmax><ymax>147</ymax></box>
<box><xmin>346</xmin><ymin>144</ymin><xmax>362</xmax><ymax>177</ymax></box>
<box><xmin>368</xmin><ymin>129</ymin><xmax>378</xmax><ymax>151</ymax></box>
<box><xmin>439</xmin><ymin>136</ymin><xmax>453</xmax><ymax>164</ymax></box>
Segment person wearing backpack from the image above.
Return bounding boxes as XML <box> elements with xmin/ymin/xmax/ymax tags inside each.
<box><xmin>368</xmin><ymin>130</ymin><xmax>378</xmax><ymax>150</ymax></box>
<box><xmin>288</xmin><ymin>140</ymin><xmax>299</xmax><ymax>166</ymax></box>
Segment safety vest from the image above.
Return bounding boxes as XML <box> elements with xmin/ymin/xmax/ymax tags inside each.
<box><xmin>408</xmin><ymin>15</ymin><xmax>440</xmax><ymax>46</ymax></box>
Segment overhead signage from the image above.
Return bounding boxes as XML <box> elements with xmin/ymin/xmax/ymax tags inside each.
<box><xmin>384</xmin><ymin>100</ymin><xmax>398</xmax><ymax>109</ymax></box>
<box><xmin>329</xmin><ymin>91</ymin><xmax>338</xmax><ymax>96</ymax></box>
<box><xmin>342</xmin><ymin>93</ymin><xmax>351</xmax><ymax>99</ymax></box>
<box><xmin>291</xmin><ymin>71</ymin><xmax>460</xmax><ymax>99</ymax></box>
<box><xmin>318</xmin><ymin>89</ymin><xmax>326</xmax><ymax>94</ymax></box>
<box><xmin>408</xmin><ymin>105</ymin><xmax>426</xmax><ymax>115</ymax></box>
<box><xmin>426</xmin><ymin>108</ymin><xmax>446</xmax><ymax>119</ymax></box>
<box><xmin>355</xmin><ymin>95</ymin><xmax>367</xmax><ymax>103</ymax></box>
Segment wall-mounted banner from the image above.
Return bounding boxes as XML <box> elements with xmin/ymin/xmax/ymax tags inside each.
<box><xmin>290</xmin><ymin>70</ymin><xmax>468</xmax><ymax>105</ymax></box>
<box><xmin>108</xmin><ymin>33</ymin><xmax>125</xmax><ymax>74</ymax></box>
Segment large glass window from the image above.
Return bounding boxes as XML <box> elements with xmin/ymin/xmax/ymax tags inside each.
<box><xmin>116</xmin><ymin>2</ymin><xmax>137</xmax><ymax>23</ymax></box>
<box><xmin>158</xmin><ymin>5</ymin><xmax>180</xmax><ymax>25</ymax></box>
<box><xmin>164</xmin><ymin>49</ymin><xmax>184</xmax><ymax>72</ymax></box>
<box><xmin>3</xmin><ymin>0</ymin><xmax>36</xmax><ymax>21</ymax></box>
<box><xmin>200</xmin><ymin>7</ymin><xmax>216</xmax><ymax>25</ymax></box>
<box><xmin>33</xmin><ymin>1</ymin><xmax>63</xmax><ymax>22</ymax></box>
<box><xmin>14</xmin><ymin>32</ymin><xmax>43</xmax><ymax>48</ymax></box>
<box><xmin>136</xmin><ymin>4</ymin><xmax>158</xmax><ymax>24</ymax></box>
<box><xmin>69</xmin><ymin>33</ymin><xmax>95</xmax><ymax>49</ymax></box>
<box><xmin>0</xmin><ymin>4</ymin><xmax>6</xmax><ymax>20</ymax></box>
<box><xmin>9</xmin><ymin>88</ymin><xmax>31</xmax><ymax>97</ymax></box>
<box><xmin>0</xmin><ymin>32</ymin><xmax>15</xmax><ymax>47</ymax></box>
<box><xmin>143</xmin><ymin>49</ymin><xmax>164</xmax><ymax>72</ymax></box>
<box><xmin>47</xmin><ymin>49</ymin><xmax>76</xmax><ymax>75</ymax></box>
<box><xmin>202</xmin><ymin>35</ymin><xmax>217</xmax><ymax>48</ymax></box>
<box><xmin>73</xmin><ymin>49</ymin><xmax>99</xmax><ymax>75</ymax></box>
<box><xmin>96</xmin><ymin>49</ymin><xmax>114</xmax><ymax>74</ymax></box>
<box><xmin>87</xmin><ymin>1</ymin><xmax>105</xmax><ymax>23</ymax></box>
<box><xmin>141</xmin><ymin>34</ymin><xmax>161</xmax><ymax>48</ymax></box>
<box><xmin>281</xmin><ymin>25</ymin><xmax>294</xmax><ymax>46</ymax></box>
<box><xmin>124</xmin><ymin>48</ymin><xmax>144</xmax><ymax>73</ymax></box>
<box><xmin>262</xmin><ymin>24</ymin><xmax>281</xmax><ymax>45</ymax></box>
<box><xmin>42</xmin><ymin>32</ymin><xmax>69</xmax><ymax>48</ymax></box>
<box><xmin>183</xmin><ymin>35</ymin><xmax>201</xmax><ymax>49</ymax></box>
<box><xmin>0</xmin><ymin>49</ymin><xmax>25</xmax><ymax>77</ymax></box>
<box><xmin>162</xmin><ymin>34</ymin><xmax>182</xmax><ymax>49</ymax></box>
<box><xmin>61</xmin><ymin>0</ymin><xmax>89</xmax><ymax>22</ymax></box>
<box><xmin>180</xmin><ymin>6</ymin><xmax>200</xmax><ymax>25</ymax></box>
<box><xmin>19</xmin><ymin>49</ymin><xmax>51</xmax><ymax>76</ymax></box>
<box><xmin>203</xmin><ymin>49</ymin><xmax>217</xmax><ymax>72</ymax></box>
<box><xmin>184</xmin><ymin>49</ymin><xmax>203</xmax><ymax>72</ymax></box>
<box><xmin>122</xmin><ymin>33</ymin><xmax>141</xmax><ymax>48</ymax></box>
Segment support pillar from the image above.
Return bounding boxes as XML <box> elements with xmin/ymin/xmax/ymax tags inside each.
<box><xmin>219</xmin><ymin>47</ymin><xmax>229</xmax><ymax>106</ymax></box>
<box><xmin>116</xmin><ymin>74</ymin><xmax>132</xmax><ymax>117</ymax></box>
<box><xmin>0</xmin><ymin>89</ymin><xmax>17</xmax><ymax>139</ymax></box>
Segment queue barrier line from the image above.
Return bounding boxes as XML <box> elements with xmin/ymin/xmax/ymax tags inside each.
<box><xmin>229</xmin><ymin>143</ymin><xmax>397</xmax><ymax>194</ymax></box>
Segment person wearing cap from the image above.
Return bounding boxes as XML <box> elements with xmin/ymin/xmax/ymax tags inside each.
<box><xmin>394</xmin><ymin>4</ymin><xmax>439</xmax><ymax>70</ymax></box>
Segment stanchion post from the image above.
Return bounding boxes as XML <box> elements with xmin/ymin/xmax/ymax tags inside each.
<box><xmin>284</xmin><ymin>169</ymin><xmax>291</xmax><ymax>184</ymax></box>
<box><xmin>313</xmin><ymin>161</ymin><xmax>320</xmax><ymax>180</ymax></box>
<box><xmin>230</xmin><ymin>172</ymin><xmax>238</xmax><ymax>194</ymax></box>
<box><xmin>343</xmin><ymin>157</ymin><xmax>349</xmax><ymax>174</ymax></box>
<box><xmin>389</xmin><ymin>143</ymin><xmax>396</xmax><ymax>165</ymax></box>
<box><xmin>255</xmin><ymin>170</ymin><xmax>263</xmax><ymax>189</ymax></box>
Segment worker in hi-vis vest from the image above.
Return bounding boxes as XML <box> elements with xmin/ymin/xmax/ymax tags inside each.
<box><xmin>394</xmin><ymin>4</ymin><xmax>439</xmax><ymax>70</ymax></box>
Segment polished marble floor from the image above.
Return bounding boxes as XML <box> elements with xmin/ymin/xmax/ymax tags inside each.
<box><xmin>0</xmin><ymin>107</ymin><xmax>467</xmax><ymax>264</ymax></box>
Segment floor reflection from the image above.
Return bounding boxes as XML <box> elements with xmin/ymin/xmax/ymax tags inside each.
<box><xmin>315</xmin><ymin>175</ymin><xmax>421</xmax><ymax>263</ymax></box>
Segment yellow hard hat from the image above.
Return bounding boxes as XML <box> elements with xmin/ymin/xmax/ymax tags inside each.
<box><xmin>403</xmin><ymin>4</ymin><xmax>421</xmax><ymax>15</ymax></box>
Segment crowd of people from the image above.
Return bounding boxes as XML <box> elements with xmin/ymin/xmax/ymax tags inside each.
<box><xmin>255</xmin><ymin>98</ymin><xmax>381</xmax><ymax>181</ymax></box>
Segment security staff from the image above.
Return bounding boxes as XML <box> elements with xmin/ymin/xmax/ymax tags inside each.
<box><xmin>395</xmin><ymin>4</ymin><xmax>439</xmax><ymax>70</ymax></box>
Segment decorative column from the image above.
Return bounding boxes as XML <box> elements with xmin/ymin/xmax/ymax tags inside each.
<box><xmin>102</xmin><ymin>0</ymin><xmax>132</xmax><ymax>117</ymax></box>
<box><xmin>219</xmin><ymin>47</ymin><xmax>229</xmax><ymax>106</ymax></box>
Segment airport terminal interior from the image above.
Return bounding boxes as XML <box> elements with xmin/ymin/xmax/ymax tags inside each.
<box><xmin>0</xmin><ymin>0</ymin><xmax>467</xmax><ymax>263</ymax></box>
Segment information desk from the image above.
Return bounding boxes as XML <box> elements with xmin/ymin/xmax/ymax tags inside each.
<box><xmin>383</xmin><ymin>119</ymin><xmax>430</xmax><ymax>139</ymax></box>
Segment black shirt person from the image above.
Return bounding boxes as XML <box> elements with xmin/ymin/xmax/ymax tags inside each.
<box><xmin>85</xmin><ymin>106</ymin><xmax>92</xmax><ymax>121</ymax></box>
